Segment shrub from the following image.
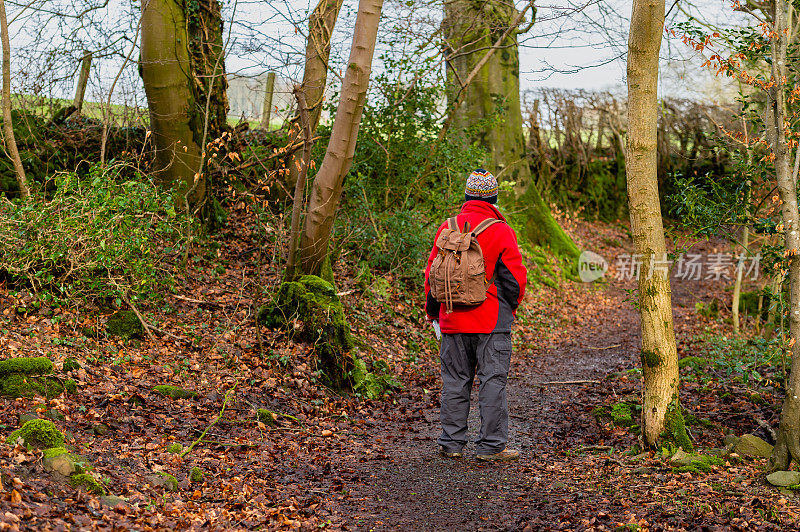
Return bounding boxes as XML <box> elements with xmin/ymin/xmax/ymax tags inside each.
<box><xmin>0</xmin><ymin>164</ymin><xmax>189</xmax><ymax>305</ymax></box>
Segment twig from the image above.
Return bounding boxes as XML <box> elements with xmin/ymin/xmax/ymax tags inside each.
<box><xmin>578</xmin><ymin>445</ymin><xmax>614</xmax><ymax>453</ymax></box>
<box><xmin>587</xmin><ymin>344</ymin><xmax>621</xmax><ymax>350</ymax></box>
<box><xmin>537</xmin><ymin>380</ymin><xmax>600</xmax><ymax>386</ymax></box>
<box><xmin>181</xmin><ymin>388</ymin><xmax>235</xmax><ymax>458</ymax></box>
<box><xmin>171</xmin><ymin>293</ymin><xmax>222</xmax><ymax>307</ymax></box>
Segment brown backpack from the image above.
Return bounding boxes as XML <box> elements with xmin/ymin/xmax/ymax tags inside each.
<box><xmin>429</xmin><ymin>217</ymin><xmax>501</xmax><ymax>313</ymax></box>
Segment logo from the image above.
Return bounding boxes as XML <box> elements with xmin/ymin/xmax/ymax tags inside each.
<box><xmin>579</xmin><ymin>250</ymin><xmax>608</xmax><ymax>283</ymax></box>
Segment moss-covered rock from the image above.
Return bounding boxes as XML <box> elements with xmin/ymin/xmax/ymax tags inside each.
<box><xmin>70</xmin><ymin>473</ymin><xmax>106</xmax><ymax>495</ymax></box>
<box><xmin>42</xmin><ymin>447</ymin><xmax>87</xmax><ymax>476</ymax></box>
<box><xmin>153</xmin><ymin>385</ymin><xmax>197</xmax><ymax>400</ymax></box>
<box><xmin>99</xmin><ymin>495</ymin><xmax>128</xmax><ymax>507</ymax></box>
<box><xmin>0</xmin><ymin>373</ymin><xmax>63</xmax><ymax>398</ymax></box>
<box><xmin>258</xmin><ymin>275</ymin><xmax>354</xmax><ymax>388</ymax></box>
<box><xmin>189</xmin><ymin>466</ymin><xmax>204</xmax><ymax>483</ymax></box>
<box><xmin>0</xmin><ymin>357</ymin><xmax>63</xmax><ymax>398</ymax></box>
<box><xmin>64</xmin><ymin>379</ymin><xmax>77</xmax><ymax>395</ymax></box>
<box><xmin>0</xmin><ymin>357</ymin><xmax>53</xmax><ymax>375</ymax></box>
<box><xmin>6</xmin><ymin>419</ymin><xmax>65</xmax><ymax>449</ymax></box>
<box><xmin>148</xmin><ymin>472</ymin><xmax>178</xmax><ymax>492</ymax></box>
<box><xmin>671</xmin><ymin>452</ymin><xmax>724</xmax><ymax>473</ymax></box>
<box><xmin>62</xmin><ymin>358</ymin><xmax>81</xmax><ymax>372</ymax></box>
<box><xmin>105</xmin><ymin>310</ymin><xmax>144</xmax><ymax>339</ymax></box>
<box><xmin>733</xmin><ymin>434</ymin><xmax>773</xmax><ymax>458</ymax></box>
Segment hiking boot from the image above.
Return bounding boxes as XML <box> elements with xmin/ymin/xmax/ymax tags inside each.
<box><xmin>438</xmin><ymin>445</ymin><xmax>463</xmax><ymax>458</ymax></box>
<box><xmin>476</xmin><ymin>448</ymin><xmax>520</xmax><ymax>462</ymax></box>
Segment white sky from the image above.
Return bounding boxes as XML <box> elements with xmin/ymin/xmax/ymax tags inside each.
<box><xmin>4</xmin><ymin>0</ymin><xmax>751</xmax><ymax>105</ymax></box>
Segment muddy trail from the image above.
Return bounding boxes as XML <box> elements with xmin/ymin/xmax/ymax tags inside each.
<box><xmin>317</xmin><ymin>268</ymin><xmax>799</xmax><ymax>531</ymax></box>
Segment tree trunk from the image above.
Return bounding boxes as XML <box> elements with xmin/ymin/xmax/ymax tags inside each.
<box><xmin>627</xmin><ymin>0</ymin><xmax>686</xmax><ymax>450</ymax></box>
<box><xmin>285</xmin><ymin>0</ymin><xmax>345</xmax><ymax>192</ymax></box>
<box><xmin>444</xmin><ymin>0</ymin><xmax>579</xmax><ymax>260</ymax></box>
<box><xmin>768</xmin><ymin>0</ymin><xmax>800</xmax><ymax>471</ymax></box>
<box><xmin>0</xmin><ymin>0</ymin><xmax>30</xmax><ymax>198</ymax></box>
<box><xmin>140</xmin><ymin>0</ymin><xmax>228</xmax><ymax>213</ymax></box>
<box><xmin>140</xmin><ymin>0</ymin><xmax>204</xmax><ymax>208</ymax></box>
<box><xmin>298</xmin><ymin>0</ymin><xmax>384</xmax><ymax>276</ymax></box>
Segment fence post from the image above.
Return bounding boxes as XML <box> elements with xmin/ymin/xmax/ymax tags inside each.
<box><xmin>73</xmin><ymin>50</ymin><xmax>92</xmax><ymax>116</ymax></box>
<box><xmin>261</xmin><ymin>71</ymin><xmax>276</xmax><ymax>129</ymax></box>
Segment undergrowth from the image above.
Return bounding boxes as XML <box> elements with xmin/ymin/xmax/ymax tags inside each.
<box><xmin>0</xmin><ymin>164</ymin><xmax>190</xmax><ymax>306</ymax></box>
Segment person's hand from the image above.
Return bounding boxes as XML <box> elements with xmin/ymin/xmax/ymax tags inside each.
<box><xmin>432</xmin><ymin>320</ymin><xmax>441</xmax><ymax>340</ymax></box>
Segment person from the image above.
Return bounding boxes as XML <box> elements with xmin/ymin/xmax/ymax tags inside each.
<box><xmin>424</xmin><ymin>169</ymin><xmax>527</xmax><ymax>461</ymax></box>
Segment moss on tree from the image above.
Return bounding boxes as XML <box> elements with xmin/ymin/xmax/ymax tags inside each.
<box><xmin>6</xmin><ymin>419</ymin><xmax>65</xmax><ymax>449</ymax></box>
<box><xmin>661</xmin><ymin>400</ymin><xmax>693</xmax><ymax>453</ymax></box>
<box><xmin>259</xmin><ymin>275</ymin><xmax>354</xmax><ymax>388</ymax></box>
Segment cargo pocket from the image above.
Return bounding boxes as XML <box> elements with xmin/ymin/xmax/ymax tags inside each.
<box><xmin>492</xmin><ymin>335</ymin><xmax>512</xmax><ymax>375</ymax></box>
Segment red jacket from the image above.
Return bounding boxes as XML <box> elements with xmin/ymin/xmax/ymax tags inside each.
<box><xmin>424</xmin><ymin>201</ymin><xmax>527</xmax><ymax>334</ymax></box>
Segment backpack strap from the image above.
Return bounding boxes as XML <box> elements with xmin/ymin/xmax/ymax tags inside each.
<box><xmin>447</xmin><ymin>217</ymin><xmax>458</xmax><ymax>231</ymax></box>
<box><xmin>472</xmin><ymin>218</ymin><xmax>501</xmax><ymax>236</ymax></box>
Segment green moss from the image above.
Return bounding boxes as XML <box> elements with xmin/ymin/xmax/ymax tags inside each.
<box><xmin>6</xmin><ymin>419</ymin><xmax>65</xmax><ymax>449</ymax></box>
<box><xmin>256</xmin><ymin>409</ymin><xmax>277</xmax><ymax>426</ymax></box>
<box><xmin>166</xmin><ymin>443</ymin><xmax>183</xmax><ymax>454</ymax></box>
<box><xmin>189</xmin><ymin>466</ymin><xmax>204</xmax><ymax>483</ymax></box>
<box><xmin>258</xmin><ymin>275</ymin><xmax>354</xmax><ymax>389</ymax></box>
<box><xmin>320</xmin><ymin>255</ymin><xmax>335</xmax><ymax>287</ymax></box>
<box><xmin>153</xmin><ymin>385</ymin><xmax>197</xmax><ymax>399</ymax></box>
<box><xmin>64</xmin><ymin>379</ymin><xmax>77</xmax><ymax>395</ymax></box>
<box><xmin>70</xmin><ymin>473</ymin><xmax>106</xmax><ymax>495</ymax></box>
<box><xmin>62</xmin><ymin>358</ymin><xmax>81</xmax><ymax>372</ymax></box>
<box><xmin>42</xmin><ymin>446</ymin><xmax>69</xmax><ymax>459</ymax></box>
<box><xmin>157</xmin><ymin>472</ymin><xmax>178</xmax><ymax>492</ymax></box>
<box><xmin>106</xmin><ymin>310</ymin><xmax>144</xmax><ymax>339</ymax></box>
<box><xmin>673</xmin><ymin>454</ymin><xmax>724</xmax><ymax>473</ymax></box>
<box><xmin>610</xmin><ymin>402</ymin><xmax>635</xmax><ymax>427</ymax></box>
<box><xmin>43</xmin><ymin>447</ymin><xmax>88</xmax><ymax>473</ymax></box>
<box><xmin>661</xmin><ymin>401</ymin><xmax>693</xmax><ymax>452</ymax></box>
<box><xmin>0</xmin><ymin>357</ymin><xmax>53</xmax><ymax>375</ymax></box>
<box><xmin>678</xmin><ymin>356</ymin><xmax>708</xmax><ymax>370</ymax></box>
<box><xmin>640</xmin><ymin>350</ymin><xmax>661</xmax><ymax>368</ymax></box>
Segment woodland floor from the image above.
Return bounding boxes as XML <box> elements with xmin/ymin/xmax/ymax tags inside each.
<box><xmin>2</xmin><ymin>209</ymin><xmax>800</xmax><ymax>530</ymax></box>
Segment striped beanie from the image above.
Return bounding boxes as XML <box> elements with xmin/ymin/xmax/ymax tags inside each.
<box><xmin>464</xmin><ymin>169</ymin><xmax>498</xmax><ymax>204</ymax></box>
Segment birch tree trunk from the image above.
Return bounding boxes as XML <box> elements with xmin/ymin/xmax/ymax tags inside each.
<box><xmin>768</xmin><ymin>0</ymin><xmax>800</xmax><ymax>471</ymax></box>
<box><xmin>443</xmin><ymin>0</ymin><xmax>579</xmax><ymax>260</ymax></box>
<box><xmin>0</xmin><ymin>0</ymin><xmax>30</xmax><ymax>198</ymax></box>
<box><xmin>298</xmin><ymin>0</ymin><xmax>384</xmax><ymax>276</ymax></box>
<box><xmin>627</xmin><ymin>0</ymin><xmax>687</xmax><ymax>449</ymax></box>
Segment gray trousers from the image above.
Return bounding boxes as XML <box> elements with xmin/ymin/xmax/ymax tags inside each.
<box><xmin>437</xmin><ymin>332</ymin><xmax>512</xmax><ymax>455</ymax></box>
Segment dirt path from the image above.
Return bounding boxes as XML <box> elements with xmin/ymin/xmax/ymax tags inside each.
<box><xmin>313</xmin><ymin>244</ymin><xmax>798</xmax><ymax>531</ymax></box>
<box><xmin>317</xmin><ymin>280</ymin><xmax>643</xmax><ymax>530</ymax></box>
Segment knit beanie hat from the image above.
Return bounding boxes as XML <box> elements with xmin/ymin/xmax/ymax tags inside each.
<box><xmin>464</xmin><ymin>169</ymin><xmax>498</xmax><ymax>204</ymax></box>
